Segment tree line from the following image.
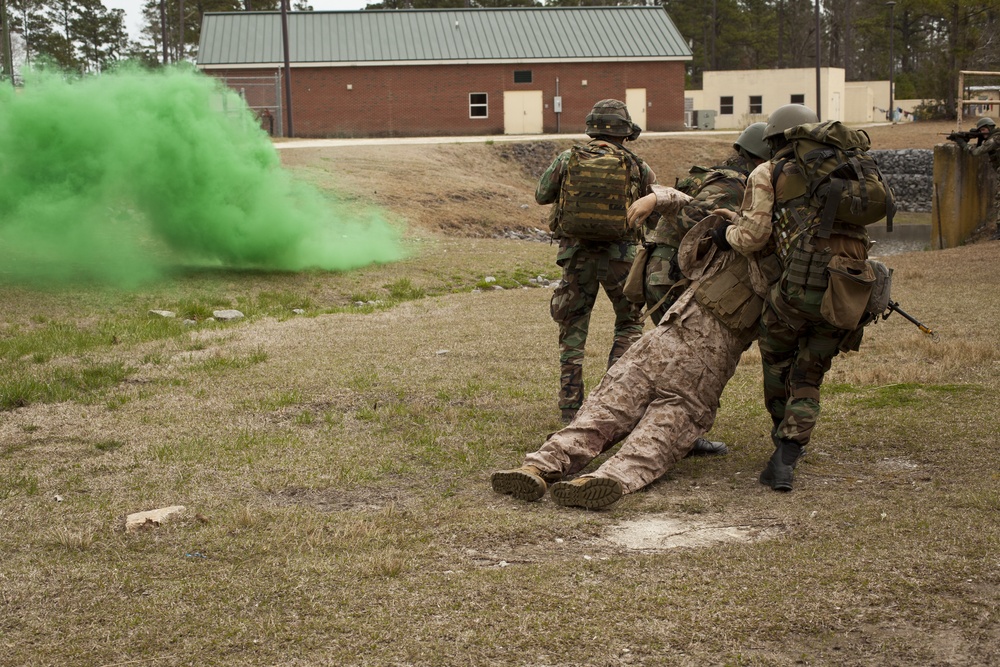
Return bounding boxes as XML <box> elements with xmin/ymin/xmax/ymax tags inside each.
<box><xmin>2</xmin><ymin>0</ymin><xmax>998</xmax><ymax>115</ymax></box>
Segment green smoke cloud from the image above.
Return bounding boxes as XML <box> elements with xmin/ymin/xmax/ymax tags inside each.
<box><xmin>0</xmin><ymin>65</ymin><xmax>404</xmax><ymax>287</ymax></box>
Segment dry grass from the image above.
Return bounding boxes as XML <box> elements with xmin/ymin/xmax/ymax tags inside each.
<box><xmin>1</xmin><ymin>125</ymin><xmax>999</xmax><ymax>666</ymax></box>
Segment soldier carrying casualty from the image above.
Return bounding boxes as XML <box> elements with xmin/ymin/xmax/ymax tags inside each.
<box><xmin>712</xmin><ymin>104</ymin><xmax>895</xmax><ymax>493</ymax></box>
<box><xmin>491</xmin><ymin>132</ymin><xmax>777</xmax><ymax>510</ymax></box>
<box><xmin>536</xmin><ymin>99</ymin><xmax>655</xmax><ymax>425</ymax></box>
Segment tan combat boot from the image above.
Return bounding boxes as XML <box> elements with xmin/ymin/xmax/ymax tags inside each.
<box><xmin>550</xmin><ymin>475</ymin><xmax>623</xmax><ymax>509</ymax></box>
<box><xmin>490</xmin><ymin>465</ymin><xmax>560</xmax><ymax>502</ymax></box>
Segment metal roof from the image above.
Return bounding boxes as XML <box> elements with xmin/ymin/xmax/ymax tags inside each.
<box><xmin>197</xmin><ymin>7</ymin><xmax>692</xmax><ymax>68</ymax></box>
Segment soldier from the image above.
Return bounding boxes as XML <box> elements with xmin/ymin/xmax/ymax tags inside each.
<box><xmin>631</xmin><ymin>122</ymin><xmax>770</xmax><ymax>325</ymax></box>
<box><xmin>490</xmin><ymin>209</ymin><xmax>779</xmax><ymax>509</ymax></box>
<box><xmin>954</xmin><ymin>117</ymin><xmax>1000</xmax><ymax>234</ymax></box>
<box><xmin>536</xmin><ymin>100</ymin><xmax>655</xmax><ymax>423</ymax></box>
<box><xmin>712</xmin><ymin>104</ymin><xmax>879</xmax><ymax>493</ymax></box>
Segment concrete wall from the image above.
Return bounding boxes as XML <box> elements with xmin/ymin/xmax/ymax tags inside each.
<box><xmin>206</xmin><ymin>61</ymin><xmax>687</xmax><ymax>138</ymax></box>
<box><xmin>932</xmin><ymin>143</ymin><xmax>995</xmax><ymax>249</ymax></box>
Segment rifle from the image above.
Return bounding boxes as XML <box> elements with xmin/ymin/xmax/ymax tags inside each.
<box><xmin>882</xmin><ymin>300</ymin><xmax>935</xmax><ymax>337</ymax></box>
<box><xmin>943</xmin><ymin>130</ymin><xmax>983</xmax><ymax>145</ymax></box>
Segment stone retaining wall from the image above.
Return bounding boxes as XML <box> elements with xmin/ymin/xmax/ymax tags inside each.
<box><xmin>870</xmin><ymin>149</ymin><xmax>933</xmax><ymax>212</ymax></box>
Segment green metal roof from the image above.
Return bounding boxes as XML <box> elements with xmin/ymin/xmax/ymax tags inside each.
<box><xmin>197</xmin><ymin>7</ymin><xmax>691</xmax><ymax>68</ymax></box>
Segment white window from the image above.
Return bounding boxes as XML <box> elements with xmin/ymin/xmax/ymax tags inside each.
<box><xmin>470</xmin><ymin>93</ymin><xmax>488</xmax><ymax>118</ymax></box>
<box><xmin>720</xmin><ymin>96</ymin><xmax>734</xmax><ymax>115</ymax></box>
<box><xmin>749</xmin><ymin>95</ymin><xmax>763</xmax><ymax>114</ymax></box>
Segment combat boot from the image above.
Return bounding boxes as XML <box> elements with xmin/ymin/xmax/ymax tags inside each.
<box><xmin>491</xmin><ymin>465</ymin><xmax>560</xmax><ymax>502</ymax></box>
<box><xmin>685</xmin><ymin>437</ymin><xmax>729</xmax><ymax>457</ymax></box>
<box><xmin>550</xmin><ymin>475</ymin><xmax>623</xmax><ymax>509</ymax></box>
<box><xmin>758</xmin><ymin>439</ymin><xmax>803</xmax><ymax>492</ymax></box>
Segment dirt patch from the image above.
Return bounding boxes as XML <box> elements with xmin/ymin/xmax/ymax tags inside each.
<box><xmin>604</xmin><ymin>515</ymin><xmax>785</xmax><ymax>552</ymax></box>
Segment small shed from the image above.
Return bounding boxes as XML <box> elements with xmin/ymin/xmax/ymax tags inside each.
<box><xmin>197</xmin><ymin>7</ymin><xmax>692</xmax><ymax>138</ymax></box>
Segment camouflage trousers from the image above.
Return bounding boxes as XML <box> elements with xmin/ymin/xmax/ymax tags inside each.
<box><xmin>527</xmin><ymin>291</ymin><xmax>743</xmax><ymax>494</ymax></box>
<box><xmin>551</xmin><ymin>244</ymin><xmax>643</xmax><ymax>410</ymax></box>
<box><xmin>643</xmin><ymin>244</ymin><xmax>680</xmax><ymax>326</ymax></box>
<box><xmin>757</xmin><ymin>297</ymin><xmax>848</xmax><ymax>447</ymax></box>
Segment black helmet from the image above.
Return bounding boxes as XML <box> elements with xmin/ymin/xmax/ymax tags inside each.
<box><xmin>734</xmin><ymin>122</ymin><xmax>769</xmax><ymax>160</ymax></box>
<box><xmin>763</xmin><ymin>104</ymin><xmax>819</xmax><ymax>140</ymax></box>
<box><xmin>976</xmin><ymin>117</ymin><xmax>997</xmax><ymax>130</ymax></box>
<box><xmin>586</xmin><ymin>99</ymin><xmax>641</xmax><ymax>140</ymax></box>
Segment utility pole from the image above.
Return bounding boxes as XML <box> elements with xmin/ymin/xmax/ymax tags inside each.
<box><xmin>815</xmin><ymin>0</ymin><xmax>821</xmax><ymax>120</ymax></box>
<box><xmin>280</xmin><ymin>0</ymin><xmax>294</xmax><ymax>137</ymax></box>
<box><xmin>887</xmin><ymin>1</ymin><xmax>896</xmax><ymax>123</ymax></box>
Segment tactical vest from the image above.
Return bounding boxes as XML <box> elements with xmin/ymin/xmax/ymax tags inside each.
<box><xmin>693</xmin><ymin>253</ymin><xmax>766</xmax><ymax>341</ymax></box>
<box><xmin>557</xmin><ymin>143</ymin><xmax>642</xmax><ymax>242</ymax></box>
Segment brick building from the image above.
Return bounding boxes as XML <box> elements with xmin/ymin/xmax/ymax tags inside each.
<box><xmin>196</xmin><ymin>7</ymin><xmax>691</xmax><ymax>138</ymax></box>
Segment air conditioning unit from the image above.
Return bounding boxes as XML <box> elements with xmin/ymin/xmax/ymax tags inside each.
<box><xmin>694</xmin><ymin>110</ymin><xmax>717</xmax><ymax>130</ymax></box>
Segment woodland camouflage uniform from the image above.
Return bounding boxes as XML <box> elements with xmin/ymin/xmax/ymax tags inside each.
<box><xmin>537</xmin><ymin>139</ymin><xmax>656</xmax><ymax>417</ymax></box>
<box><xmin>724</xmin><ymin>133</ymin><xmax>871</xmax><ymax>491</ymax></box>
<box><xmin>644</xmin><ymin>158</ymin><xmax>753</xmax><ymax>324</ymax></box>
<box><xmin>960</xmin><ymin>122</ymin><xmax>1000</xmax><ymax>232</ymax></box>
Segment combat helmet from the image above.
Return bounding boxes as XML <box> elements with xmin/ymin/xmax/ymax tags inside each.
<box><xmin>733</xmin><ymin>122</ymin><xmax>770</xmax><ymax>160</ymax></box>
<box><xmin>763</xmin><ymin>104</ymin><xmax>819</xmax><ymax>140</ymax></box>
<box><xmin>586</xmin><ymin>99</ymin><xmax>641</xmax><ymax>140</ymax></box>
<box><xmin>976</xmin><ymin>117</ymin><xmax>997</xmax><ymax>130</ymax></box>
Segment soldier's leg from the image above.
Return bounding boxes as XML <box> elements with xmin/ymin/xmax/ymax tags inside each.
<box><xmin>758</xmin><ymin>304</ymin><xmax>798</xmax><ymax>434</ymax></box>
<box><xmin>551</xmin><ymin>253</ymin><xmax>600</xmax><ymax>416</ymax></box>
<box><xmin>602</xmin><ymin>255</ymin><xmax>644</xmax><ymax>368</ymax></box>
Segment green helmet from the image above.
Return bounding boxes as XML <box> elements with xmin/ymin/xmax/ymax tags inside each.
<box><xmin>585</xmin><ymin>99</ymin><xmax>641</xmax><ymax>140</ymax></box>
<box><xmin>976</xmin><ymin>117</ymin><xmax>997</xmax><ymax>130</ymax></box>
<box><xmin>763</xmin><ymin>104</ymin><xmax>819</xmax><ymax>140</ymax></box>
<box><xmin>734</xmin><ymin>122</ymin><xmax>770</xmax><ymax>160</ymax></box>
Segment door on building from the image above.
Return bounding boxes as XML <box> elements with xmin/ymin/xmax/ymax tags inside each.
<box><xmin>503</xmin><ymin>91</ymin><xmax>544</xmax><ymax>134</ymax></box>
<box><xmin>626</xmin><ymin>88</ymin><xmax>647</xmax><ymax>130</ymax></box>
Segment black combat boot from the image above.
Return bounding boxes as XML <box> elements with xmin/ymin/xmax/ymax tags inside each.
<box><xmin>758</xmin><ymin>439</ymin><xmax>803</xmax><ymax>492</ymax></box>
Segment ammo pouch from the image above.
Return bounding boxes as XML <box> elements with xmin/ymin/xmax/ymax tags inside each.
<box><xmin>820</xmin><ymin>255</ymin><xmax>875</xmax><ymax>330</ymax></box>
<box><xmin>623</xmin><ymin>244</ymin><xmax>650</xmax><ymax>303</ymax></box>
<box><xmin>693</xmin><ymin>254</ymin><xmax>763</xmax><ymax>338</ymax></box>
<box><xmin>865</xmin><ymin>259</ymin><xmax>893</xmax><ymax>317</ymax></box>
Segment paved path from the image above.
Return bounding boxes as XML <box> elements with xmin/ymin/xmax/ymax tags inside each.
<box><xmin>271</xmin><ymin>130</ymin><xmax>741</xmax><ymax>150</ymax></box>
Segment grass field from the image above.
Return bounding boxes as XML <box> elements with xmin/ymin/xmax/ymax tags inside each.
<box><xmin>3</xmin><ymin>234</ymin><xmax>999</xmax><ymax>666</ymax></box>
<box><xmin>2</xmin><ymin>130</ymin><xmax>999</xmax><ymax>666</ymax></box>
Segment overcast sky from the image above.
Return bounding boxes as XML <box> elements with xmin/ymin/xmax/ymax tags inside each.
<box><xmin>105</xmin><ymin>0</ymin><xmax>370</xmax><ymax>41</ymax></box>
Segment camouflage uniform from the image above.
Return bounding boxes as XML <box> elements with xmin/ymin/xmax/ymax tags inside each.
<box><xmin>965</xmin><ymin>129</ymin><xmax>1000</xmax><ymax>232</ymax></box>
<box><xmin>725</xmin><ymin>153</ymin><xmax>869</xmax><ymax>451</ymax></box>
<box><xmin>644</xmin><ymin>160</ymin><xmax>751</xmax><ymax>324</ymax></box>
<box><xmin>537</xmin><ymin>139</ymin><xmax>656</xmax><ymax>412</ymax></box>
<box><xmin>522</xmin><ymin>247</ymin><xmax>765</xmax><ymax>495</ymax></box>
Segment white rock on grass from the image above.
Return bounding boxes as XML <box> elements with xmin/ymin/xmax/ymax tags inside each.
<box><xmin>148</xmin><ymin>310</ymin><xmax>176</xmax><ymax>318</ymax></box>
<box><xmin>126</xmin><ymin>505</ymin><xmax>186</xmax><ymax>532</ymax></box>
<box><xmin>212</xmin><ymin>309</ymin><xmax>244</xmax><ymax>322</ymax></box>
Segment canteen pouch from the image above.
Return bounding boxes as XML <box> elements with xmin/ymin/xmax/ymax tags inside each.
<box><xmin>820</xmin><ymin>255</ymin><xmax>875</xmax><ymax>330</ymax></box>
<box><xmin>623</xmin><ymin>245</ymin><xmax>650</xmax><ymax>303</ymax></box>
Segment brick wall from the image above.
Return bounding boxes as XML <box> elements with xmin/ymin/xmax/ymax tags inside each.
<box><xmin>207</xmin><ymin>61</ymin><xmax>686</xmax><ymax>138</ymax></box>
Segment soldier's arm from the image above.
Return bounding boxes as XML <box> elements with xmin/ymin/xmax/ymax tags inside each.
<box><xmin>721</xmin><ymin>162</ymin><xmax>775</xmax><ymax>254</ymax></box>
<box><xmin>535</xmin><ymin>152</ymin><xmax>569</xmax><ymax>204</ymax></box>
<box><xmin>969</xmin><ymin>135</ymin><xmax>997</xmax><ymax>157</ymax></box>
<box><xmin>676</xmin><ymin>176</ymin><xmax>743</xmax><ymax>238</ymax></box>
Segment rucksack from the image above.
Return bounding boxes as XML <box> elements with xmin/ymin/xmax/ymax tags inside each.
<box><xmin>557</xmin><ymin>143</ymin><xmax>640</xmax><ymax>242</ymax></box>
<box><xmin>778</xmin><ymin>121</ymin><xmax>896</xmax><ymax>239</ymax></box>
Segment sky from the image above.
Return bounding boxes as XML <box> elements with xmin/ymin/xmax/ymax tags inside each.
<box><xmin>105</xmin><ymin>0</ymin><xmax>370</xmax><ymax>41</ymax></box>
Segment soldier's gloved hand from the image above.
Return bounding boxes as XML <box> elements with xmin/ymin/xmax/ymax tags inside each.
<box><xmin>710</xmin><ymin>220</ymin><xmax>733</xmax><ymax>251</ymax></box>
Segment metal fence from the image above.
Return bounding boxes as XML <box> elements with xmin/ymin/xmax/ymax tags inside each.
<box><xmin>217</xmin><ymin>74</ymin><xmax>283</xmax><ymax>137</ymax></box>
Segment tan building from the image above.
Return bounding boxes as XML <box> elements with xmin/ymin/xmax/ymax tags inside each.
<box><xmin>686</xmin><ymin>68</ymin><xmax>923</xmax><ymax>128</ymax></box>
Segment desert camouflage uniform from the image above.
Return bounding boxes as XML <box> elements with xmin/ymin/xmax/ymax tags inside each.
<box><xmin>725</xmin><ymin>155</ymin><xmax>868</xmax><ymax>448</ymax></box>
<box><xmin>966</xmin><ymin>129</ymin><xmax>1000</xmax><ymax>231</ymax></box>
<box><xmin>644</xmin><ymin>161</ymin><xmax>751</xmax><ymax>324</ymax></box>
<box><xmin>523</xmin><ymin>249</ymin><xmax>761</xmax><ymax>494</ymax></box>
<box><xmin>537</xmin><ymin>139</ymin><xmax>656</xmax><ymax>411</ymax></box>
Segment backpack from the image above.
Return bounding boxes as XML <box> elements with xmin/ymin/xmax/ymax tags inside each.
<box><xmin>778</xmin><ymin>121</ymin><xmax>896</xmax><ymax>239</ymax></box>
<box><xmin>557</xmin><ymin>143</ymin><xmax>640</xmax><ymax>242</ymax></box>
